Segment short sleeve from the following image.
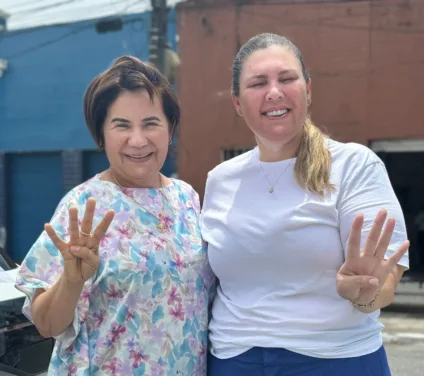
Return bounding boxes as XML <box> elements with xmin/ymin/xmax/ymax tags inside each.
<box><xmin>189</xmin><ymin>187</ymin><xmax>201</xmax><ymax>218</ymax></box>
<box><xmin>15</xmin><ymin>191</ymin><xmax>92</xmax><ymax>349</ymax></box>
<box><xmin>183</xmin><ymin>179</ymin><xmax>217</xmax><ymax>311</ymax></box>
<box><xmin>337</xmin><ymin>159</ymin><xmax>409</xmax><ymax>269</ymax></box>
<box><xmin>195</xmin><ymin>176</ymin><xmax>217</xmax><ymax>311</ymax></box>
<box><xmin>199</xmin><ymin>171</ymin><xmax>214</xmax><ymax>238</ymax></box>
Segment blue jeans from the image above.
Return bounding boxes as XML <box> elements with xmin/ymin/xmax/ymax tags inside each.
<box><xmin>208</xmin><ymin>346</ymin><xmax>391</xmax><ymax>376</ymax></box>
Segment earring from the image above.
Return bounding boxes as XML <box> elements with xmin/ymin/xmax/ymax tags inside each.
<box><xmin>169</xmin><ymin>140</ymin><xmax>173</xmax><ymax>146</ymax></box>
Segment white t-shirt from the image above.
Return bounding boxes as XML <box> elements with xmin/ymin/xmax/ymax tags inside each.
<box><xmin>200</xmin><ymin>139</ymin><xmax>409</xmax><ymax>359</ymax></box>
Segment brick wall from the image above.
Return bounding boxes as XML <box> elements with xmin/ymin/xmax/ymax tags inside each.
<box><xmin>177</xmin><ymin>0</ymin><xmax>424</xmax><ymax>199</ymax></box>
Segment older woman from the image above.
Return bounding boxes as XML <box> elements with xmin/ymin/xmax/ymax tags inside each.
<box><xmin>201</xmin><ymin>33</ymin><xmax>409</xmax><ymax>376</ymax></box>
<box><xmin>15</xmin><ymin>56</ymin><xmax>215</xmax><ymax>375</ymax></box>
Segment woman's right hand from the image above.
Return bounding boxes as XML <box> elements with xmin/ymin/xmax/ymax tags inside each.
<box><xmin>44</xmin><ymin>197</ymin><xmax>115</xmax><ymax>283</ymax></box>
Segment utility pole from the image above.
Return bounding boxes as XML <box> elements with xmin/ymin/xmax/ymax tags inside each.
<box><xmin>149</xmin><ymin>0</ymin><xmax>168</xmax><ymax>74</ymax></box>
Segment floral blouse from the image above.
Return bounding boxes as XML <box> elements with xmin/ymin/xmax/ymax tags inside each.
<box><xmin>16</xmin><ymin>176</ymin><xmax>216</xmax><ymax>376</ymax></box>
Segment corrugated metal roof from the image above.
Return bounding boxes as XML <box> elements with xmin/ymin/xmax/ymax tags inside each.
<box><xmin>0</xmin><ymin>0</ymin><xmax>184</xmax><ymax>31</ymax></box>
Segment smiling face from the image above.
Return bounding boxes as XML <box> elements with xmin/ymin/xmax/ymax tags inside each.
<box><xmin>232</xmin><ymin>45</ymin><xmax>311</xmax><ymax>160</ymax></box>
<box><xmin>103</xmin><ymin>89</ymin><xmax>171</xmax><ymax>188</ymax></box>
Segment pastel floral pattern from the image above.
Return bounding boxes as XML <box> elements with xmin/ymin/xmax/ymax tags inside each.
<box><xmin>16</xmin><ymin>176</ymin><xmax>216</xmax><ymax>376</ymax></box>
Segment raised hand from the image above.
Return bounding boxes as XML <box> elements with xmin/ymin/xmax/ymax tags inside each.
<box><xmin>44</xmin><ymin>198</ymin><xmax>115</xmax><ymax>283</ymax></box>
<box><xmin>336</xmin><ymin>209</ymin><xmax>409</xmax><ymax>306</ymax></box>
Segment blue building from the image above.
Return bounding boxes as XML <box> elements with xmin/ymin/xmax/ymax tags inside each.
<box><xmin>0</xmin><ymin>2</ymin><xmax>181</xmax><ymax>262</ymax></box>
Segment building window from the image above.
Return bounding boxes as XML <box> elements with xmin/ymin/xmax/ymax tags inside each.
<box><xmin>221</xmin><ymin>148</ymin><xmax>253</xmax><ymax>161</ymax></box>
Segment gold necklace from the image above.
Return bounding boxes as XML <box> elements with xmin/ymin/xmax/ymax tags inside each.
<box><xmin>259</xmin><ymin>159</ymin><xmax>294</xmax><ymax>193</ymax></box>
<box><xmin>110</xmin><ymin>170</ymin><xmax>168</xmax><ymax>233</ymax></box>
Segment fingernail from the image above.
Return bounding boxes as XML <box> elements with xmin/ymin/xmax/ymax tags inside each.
<box><xmin>70</xmin><ymin>246</ymin><xmax>80</xmax><ymax>252</ymax></box>
<box><xmin>369</xmin><ymin>278</ymin><xmax>379</xmax><ymax>286</ymax></box>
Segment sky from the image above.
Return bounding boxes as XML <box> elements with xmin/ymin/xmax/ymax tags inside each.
<box><xmin>0</xmin><ymin>0</ymin><xmax>185</xmax><ymax>31</ymax></box>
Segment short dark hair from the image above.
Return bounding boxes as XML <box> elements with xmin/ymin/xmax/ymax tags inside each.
<box><xmin>232</xmin><ymin>33</ymin><xmax>310</xmax><ymax>97</ymax></box>
<box><xmin>84</xmin><ymin>56</ymin><xmax>180</xmax><ymax>148</ymax></box>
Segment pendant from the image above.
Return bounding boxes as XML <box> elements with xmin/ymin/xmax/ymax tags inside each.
<box><xmin>156</xmin><ymin>221</ymin><xmax>166</xmax><ymax>233</ymax></box>
<box><xmin>269</xmin><ymin>187</ymin><xmax>274</xmax><ymax>193</ymax></box>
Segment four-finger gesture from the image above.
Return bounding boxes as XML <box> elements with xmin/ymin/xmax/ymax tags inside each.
<box><xmin>44</xmin><ymin>198</ymin><xmax>115</xmax><ymax>283</ymax></box>
<box><xmin>336</xmin><ymin>209</ymin><xmax>409</xmax><ymax>306</ymax></box>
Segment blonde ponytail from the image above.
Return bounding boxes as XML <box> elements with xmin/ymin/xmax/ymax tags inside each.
<box><xmin>294</xmin><ymin>118</ymin><xmax>333</xmax><ymax>196</ymax></box>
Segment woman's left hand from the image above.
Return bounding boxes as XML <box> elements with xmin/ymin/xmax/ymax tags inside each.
<box><xmin>336</xmin><ymin>209</ymin><xmax>409</xmax><ymax>306</ymax></box>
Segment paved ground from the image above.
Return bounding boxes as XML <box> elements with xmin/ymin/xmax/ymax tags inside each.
<box><xmin>385</xmin><ymin>342</ymin><xmax>424</xmax><ymax>376</ymax></box>
<box><xmin>380</xmin><ymin>310</ymin><xmax>424</xmax><ymax>376</ymax></box>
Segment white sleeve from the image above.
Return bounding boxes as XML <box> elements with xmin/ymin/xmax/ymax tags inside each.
<box><xmin>337</xmin><ymin>160</ymin><xmax>409</xmax><ymax>269</ymax></box>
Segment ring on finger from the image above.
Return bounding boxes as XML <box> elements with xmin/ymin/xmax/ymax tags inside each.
<box><xmin>80</xmin><ymin>230</ymin><xmax>91</xmax><ymax>237</ymax></box>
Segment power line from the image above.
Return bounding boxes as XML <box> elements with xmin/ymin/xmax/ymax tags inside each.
<box><xmin>0</xmin><ymin>0</ymin><xmax>143</xmax><ymax>43</ymax></box>
<box><xmin>9</xmin><ymin>0</ymin><xmax>84</xmax><ymax>16</ymax></box>
<box><xmin>5</xmin><ymin>23</ymin><xmax>93</xmax><ymax>59</ymax></box>
<box><xmin>105</xmin><ymin>0</ymin><xmax>146</xmax><ymax>56</ymax></box>
<box><xmin>0</xmin><ymin>0</ymin><xmax>139</xmax><ymax>38</ymax></box>
<box><xmin>4</xmin><ymin>16</ymin><xmax>146</xmax><ymax>60</ymax></box>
